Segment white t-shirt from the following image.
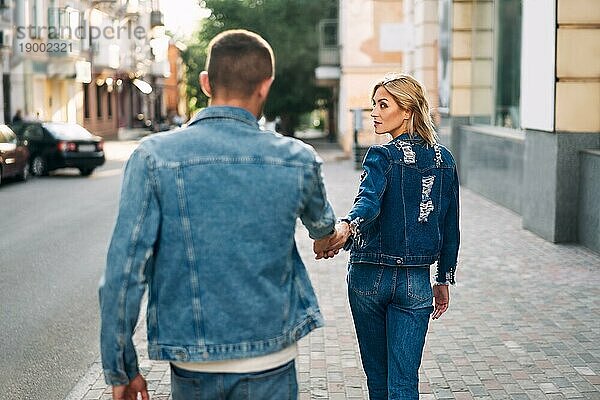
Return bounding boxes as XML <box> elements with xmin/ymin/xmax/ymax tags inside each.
<box><xmin>172</xmin><ymin>343</ymin><xmax>297</xmax><ymax>373</ymax></box>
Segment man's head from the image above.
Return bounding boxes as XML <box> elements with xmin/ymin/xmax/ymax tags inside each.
<box><xmin>201</xmin><ymin>29</ymin><xmax>274</xmax><ymax>111</ymax></box>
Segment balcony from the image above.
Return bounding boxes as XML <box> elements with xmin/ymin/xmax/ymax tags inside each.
<box><xmin>318</xmin><ymin>19</ymin><xmax>339</xmax><ymax>65</ymax></box>
<box><xmin>150</xmin><ymin>10</ymin><xmax>164</xmax><ymax>28</ymax></box>
<box><xmin>0</xmin><ymin>29</ymin><xmax>11</xmax><ymax>49</ymax></box>
<box><xmin>315</xmin><ymin>19</ymin><xmax>340</xmax><ymax>86</ymax></box>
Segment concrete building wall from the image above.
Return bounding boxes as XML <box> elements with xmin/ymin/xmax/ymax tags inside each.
<box><xmin>458</xmin><ymin>125</ymin><xmax>523</xmax><ymax>214</ymax></box>
<box><xmin>521</xmin><ymin>0</ymin><xmax>600</xmax><ymax>244</ymax></box>
<box><xmin>579</xmin><ymin>151</ymin><xmax>600</xmax><ymax>253</ymax></box>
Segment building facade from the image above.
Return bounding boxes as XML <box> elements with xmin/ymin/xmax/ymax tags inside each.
<box><xmin>0</xmin><ymin>0</ymin><xmax>12</xmax><ymax>124</ymax></box>
<box><xmin>164</xmin><ymin>41</ymin><xmax>187</xmax><ymax>122</ymax></box>
<box><xmin>439</xmin><ymin>0</ymin><xmax>600</xmax><ymax>253</ymax></box>
<box><xmin>324</xmin><ymin>0</ymin><xmax>600</xmax><ymax>253</ymax></box>
<box><xmin>2</xmin><ymin>0</ymin><xmax>174</xmax><ymax>137</ymax></box>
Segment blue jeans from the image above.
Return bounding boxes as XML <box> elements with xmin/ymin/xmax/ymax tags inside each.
<box><xmin>348</xmin><ymin>263</ymin><xmax>434</xmax><ymax>400</ymax></box>
<box><xmin>170</xmin><ymin>360</ymin><xmax>298</xmax><ymax>400</ymax></box>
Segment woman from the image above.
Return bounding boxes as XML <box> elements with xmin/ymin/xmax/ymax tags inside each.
<box><xmin>327</xmin><ymin>73</ymin><xmax>460</xmax><ymax>399</ymax></box>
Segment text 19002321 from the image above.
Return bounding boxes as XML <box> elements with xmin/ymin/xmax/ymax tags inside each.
<box><xmin>19</xmin><ymin>42</ymin><xmax>73</xmax><ymax>53</ymax></box>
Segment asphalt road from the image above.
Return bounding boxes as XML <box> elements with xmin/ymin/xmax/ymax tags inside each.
<box><xmin>0</xmin><ymin>142</ymin><xmax>135</xmax><ymax>400</ymax></box>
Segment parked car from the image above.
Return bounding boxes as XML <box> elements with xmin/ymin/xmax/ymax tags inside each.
<box><xmin>0</xmin><ymin>124</ymin><xmax>29</xmax><ymax>185</ymax></box>
<box><xmin>11</xmin><ymin>121</ymin><xmax>105</xmax><ymax>176</ymax></box>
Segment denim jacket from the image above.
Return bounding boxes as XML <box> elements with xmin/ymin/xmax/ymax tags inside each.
<box><xmin>99</xmin><ymin>106</ymin><xmax>336</xmax><ymax>386</ymax></box>
<box><xmin>345</xmin><ymin>134</ymin><xmax>460</xmax><ymax>284</ymax></box>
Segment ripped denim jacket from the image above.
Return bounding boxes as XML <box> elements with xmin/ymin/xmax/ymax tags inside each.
<box><xmin>344</xmin><ymin>133</ymin><xmax>460</xmax><ymax>284</ymax></box>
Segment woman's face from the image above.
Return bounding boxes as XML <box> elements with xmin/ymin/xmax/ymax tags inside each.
<box><xmin>370</xmin><ymin>86</ymin><xmax>411</xmax><ymax>139</ymax></box>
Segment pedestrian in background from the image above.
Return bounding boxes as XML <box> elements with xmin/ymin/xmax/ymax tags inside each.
<box><xmin>322</xmin><ymin>73</ymin><xmax>460</xmax><ymax>399</ymax></box>
<box><xmin>12</xmin><ymin>109</ymin><xmax>23</xmax><ymax>125</ymax></box>
<box><xmin>99</xmin><ymin>29</ymin><xmax>339</xmax><ymax>400</ymax></box>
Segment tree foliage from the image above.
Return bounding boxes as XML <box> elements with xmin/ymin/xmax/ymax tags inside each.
<box><xmin>182</xmin><ymin>0</ymin><xmax>337</xmax><ymax>134</ymax></box>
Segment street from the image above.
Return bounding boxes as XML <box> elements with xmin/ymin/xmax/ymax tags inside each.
<box><xmin>0</xmin><ymin>142</ymin><xmax>133</xmax><ymax>400</ymax></box>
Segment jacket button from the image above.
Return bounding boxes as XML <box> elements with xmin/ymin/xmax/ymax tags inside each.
<box><xmin>396</xmin><ymin>259</ymin><xmax>402</xmax><ymax>265</ymax></box>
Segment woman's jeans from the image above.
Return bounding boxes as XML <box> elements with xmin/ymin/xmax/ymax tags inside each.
<box><xmin>348</xmin><ymin>263</ymin><xmax>434</xmax><ymax>400</ymax></box>
<box><xmin>170</xmin><ymin>360</ymin><xmax>298</xmax><ymax>400</ymax></box>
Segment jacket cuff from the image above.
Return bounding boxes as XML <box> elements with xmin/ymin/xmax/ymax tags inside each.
<box><xmin>103</xmin><ymin>364</ymin><xmax>140</xmax><ymax>386</ymax></box>
<box><xmin>435</xmin><ymin>270</ymin><xmax>456</xmax><ymax>285</ymax></box>
<box><xmin>309</xmin><ymin>221</ymin><xmax>336</xmax><ymax>240</ymax></box>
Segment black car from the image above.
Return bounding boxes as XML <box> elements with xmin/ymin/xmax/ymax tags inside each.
<box><xmin>12</xmin><ymin>121</ymin><xmax>105</xmax><ymax>176</ymax></box>
<box><xmin>0</xmin><ymin>124</ymin><xmax>29</xmax><ymax>185</ymax></box>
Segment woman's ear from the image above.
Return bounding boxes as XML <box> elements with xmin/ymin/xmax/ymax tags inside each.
<box><xmin>200</xmin><ymin>71</ymin><xmax>212</xmax><ymax>97</ymax></box>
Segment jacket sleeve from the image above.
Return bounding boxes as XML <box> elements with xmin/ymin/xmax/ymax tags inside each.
<box><xmin>345</xmin><ymin>146</ymin><xmax>390</xmax><ymax>231</ymax></box>
<box><xmin>436</xmin><ymin>165</ymin><xmax>460</xmax><ymax>284</ymax></box>
<box><xmin>99</xmin><ymin>147</ymin><xmax>161</xmax><ymax>386</ymax></box>
<box><xmin>299</xmin><ymin>155</ymin><xmax>336</xmax><ymax>239</ymax></box>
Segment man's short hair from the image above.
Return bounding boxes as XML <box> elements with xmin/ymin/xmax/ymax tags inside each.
<box><xmin>206</xmin><ymin>29</ymin><xmax>275</xmax><ymax>98</ymax></box>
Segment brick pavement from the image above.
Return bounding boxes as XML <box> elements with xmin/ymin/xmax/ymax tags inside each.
<box><xmin>66</xmin><ymin>140</ymin><xmax>600</xmax><ymax>399</ymax></box>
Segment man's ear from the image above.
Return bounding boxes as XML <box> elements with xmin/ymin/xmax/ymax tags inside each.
<box><xmin>200</xmin><ymin>71</ymin><xmax>212</xmax><ymax>97</ymax></box>
<box><xmin>257</xmin><ymin>77</ymin><xmax>274</xmax><ymax>100</ymax></box>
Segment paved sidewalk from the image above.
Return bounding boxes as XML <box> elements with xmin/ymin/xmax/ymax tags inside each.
<box><xmin>67</xmin><ymin>140</ymin><xmax>600</xmax><ymax>399</ymax></box>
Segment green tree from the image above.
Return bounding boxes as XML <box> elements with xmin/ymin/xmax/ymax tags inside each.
<box><xmin>183</xmin><ymin>0</ymin><xmax>336</xmax><ymax>135</ymax></box>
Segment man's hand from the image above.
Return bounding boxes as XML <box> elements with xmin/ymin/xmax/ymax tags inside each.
<box><xmin>432</xmin><ymin>284</ymin><xmax>450</xmax><ymax>320</ymax></box>
<box><xmin>112</xmin><ymin>374</ymin><xmax>149</xmax><ymax>400</ymax></box>
<box><xmin>314</xmin><ymin>232</ymin><xmax>339</xmax><ymax>259</ymax></box>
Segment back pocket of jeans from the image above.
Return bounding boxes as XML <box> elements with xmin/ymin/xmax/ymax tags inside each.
<box><xmin>406</xmin><ymin>267</ymin><xmax>433</xmax><ymax>302</ymax></box>
<box><xmin>348</xmin><ymin>264</ymin><xmax>384</xmax><ymax>296</ymax></box>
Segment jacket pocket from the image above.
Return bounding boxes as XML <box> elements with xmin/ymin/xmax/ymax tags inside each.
<box><xmin>348</xmin><ymin>263</ymin><xmax>384</xmax><ymax>296</ymax></box>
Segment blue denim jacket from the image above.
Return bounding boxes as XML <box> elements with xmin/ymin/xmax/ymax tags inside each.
<box><xmin>99</xmin><ymin>106</ymin><xmax>336</xmax><ymax>386</ymax></box>
<box><xmin>345</xmin><ymin>134</ymin><xmax>460</xmax><ymax>284</ymax></box>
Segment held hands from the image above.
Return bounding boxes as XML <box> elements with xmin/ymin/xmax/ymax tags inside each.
<box><xmin>313</xmin><ymin>222</ymin><xmax>352</xmax><ymax>260</ymax></box>
<box><xmin>112</xmin><ymin>374</ymin><xmax>149</xmax><ymax>400</ymax></box>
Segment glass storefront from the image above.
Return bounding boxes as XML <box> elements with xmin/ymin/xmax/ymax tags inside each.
<box><xmin>471</xmin><ymin>0</ymin><xmax>522</xmax><ymax>129</ymax></box>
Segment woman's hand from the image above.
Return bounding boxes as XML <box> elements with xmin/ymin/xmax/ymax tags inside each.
<box><xmin>432</xmin><ymin>284</ymin><xmax>449</xmax><ymax>320</ymax></box>
<box><xmin>314</xmin><ymin>222</ymin><xmax>351</xmax><ymax>259</ymax></box>
<box><xmin>326</xmin><ymin>221</ymin><xmax>351</xmax><ymax>252</ymax></box>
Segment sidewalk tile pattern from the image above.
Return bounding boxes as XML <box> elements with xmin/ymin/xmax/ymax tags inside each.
<box><xmin>68</xmin><ymin>146</ymin><xmax>600</xmax><ymax>400</ymax></box>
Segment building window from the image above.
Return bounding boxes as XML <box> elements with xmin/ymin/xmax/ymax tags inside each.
<box><xmin>494</xmin><ymin>0</ymin><xmax>522</xmax><ymax>129</ymax></box>
<box><xmin>32</xmin><ymin>0</ymin><xmax>44</xmax><ymax>37</ymax></box>
<box><xmin>471</xmin><ymin>0</ymin><xmax>522</xmax><ymax>129</ymax></box>
<box><xmin>107</xmin><ymin>92</ymin><xmax>112</xmax><ymax>119</ymax></box>
<box><xmin>48</xmin><ymin>5</ymin><xmax>82</xmax><ymax>40</ymax></box>
<box><xmin>84</xmin><ymin>83</ymin><xmax>90</xmax><ymax>119</ymax></box>
<box><xmin>438</xmin><ymin>0</ymin><xmax>451</xmax><ymax>114</ymax></box>
<box><xmin>96</xmin><ymin>84</ymin><xmax>103</xmax><ymax>118</ymax></box>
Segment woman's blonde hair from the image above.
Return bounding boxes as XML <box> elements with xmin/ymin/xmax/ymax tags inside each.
<box><xmin>372</xmin><ymin>73</ymin><xmax>438</xmax><ymax>146</ymax></box>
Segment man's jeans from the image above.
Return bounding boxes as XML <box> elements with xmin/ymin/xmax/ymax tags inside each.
<box><xmin>170</xmin><ymin>360</ymin><xmax>298</xmax><ymax>400</ymax></box>
<box><xmin>348</xmin><ymin>263</ymin><xmax>434</xmax><ymax>400</ymax></box>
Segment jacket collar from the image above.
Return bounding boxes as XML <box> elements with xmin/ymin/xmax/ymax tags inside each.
<box><xmin>187</xmin><ymin>106</ymin><xmax>259</xmax><ymax>129</ymax></box>
<box><xmin>390</xmin><ymin>132</ymin><xmax>425</xmax><ymax>143</ymax></box>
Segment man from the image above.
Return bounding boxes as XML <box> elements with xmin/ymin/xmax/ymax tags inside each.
<box><xmin>99</xmin><ymin>29</ymin><xmax>338</xmax><ymax>400</ymax></box>
<box><xmin>12</xmin><ymin>110</ymin><xmax>23</xmax><ymax>125</ymax></box>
